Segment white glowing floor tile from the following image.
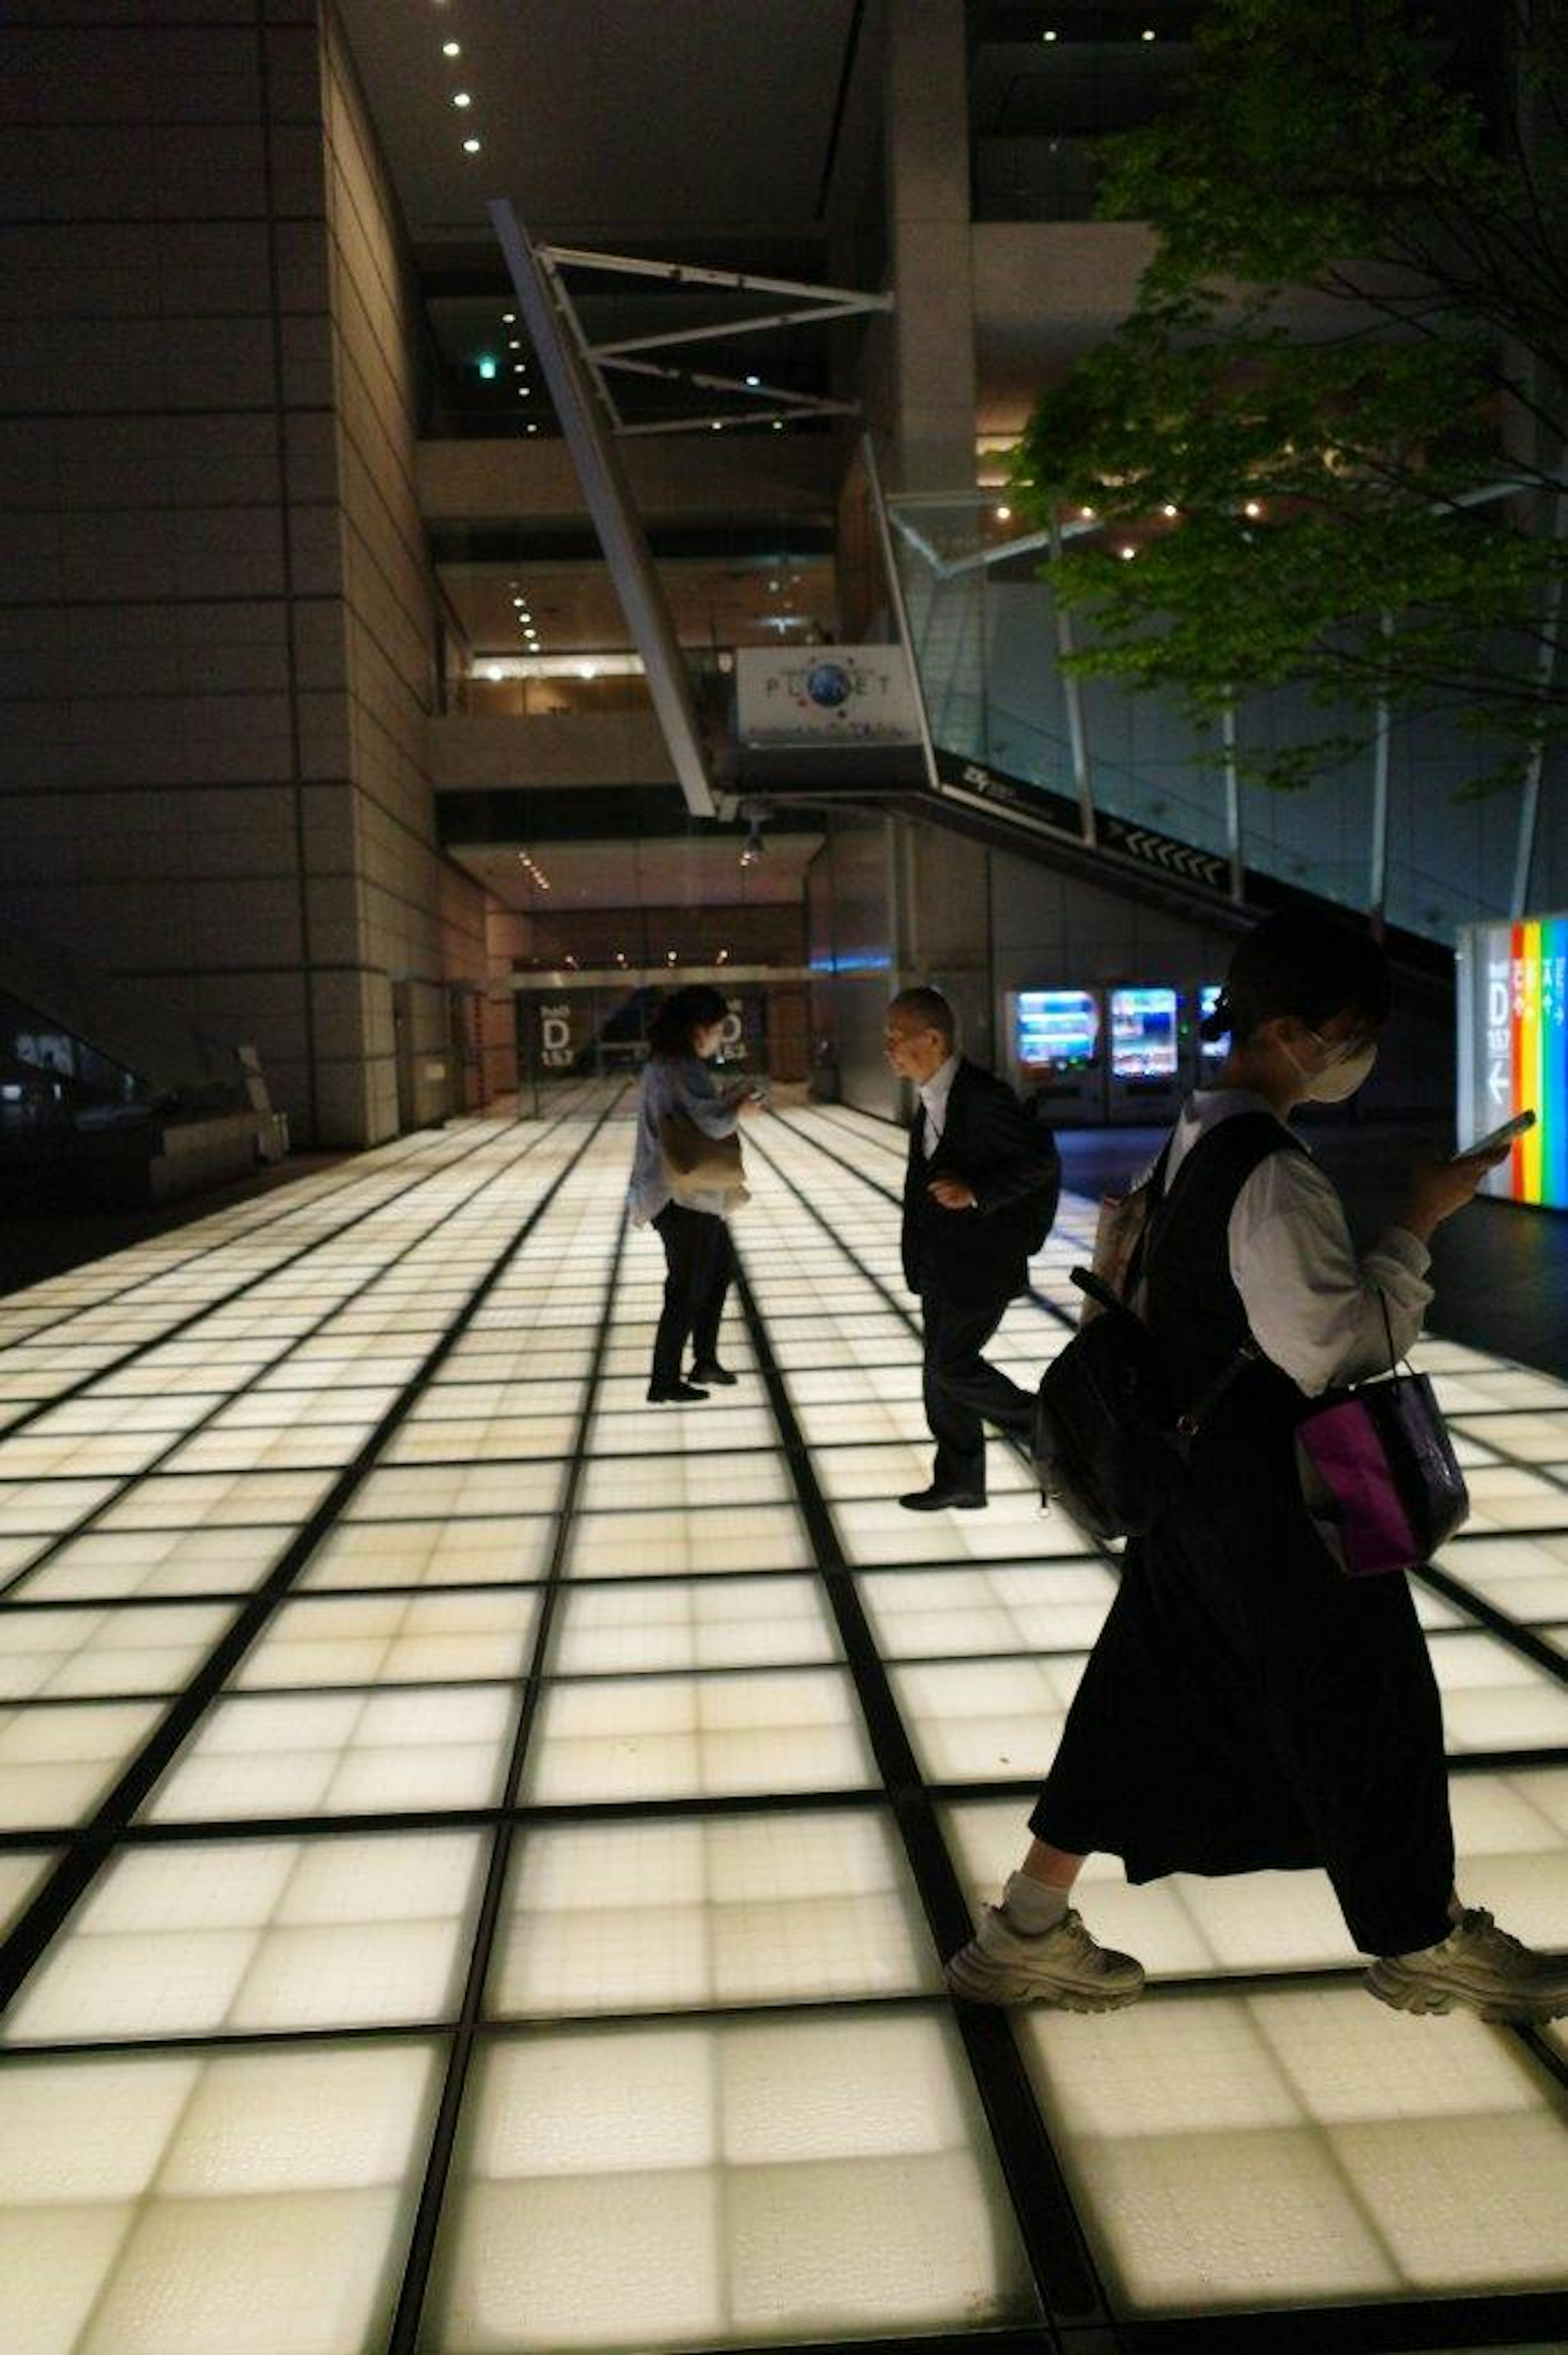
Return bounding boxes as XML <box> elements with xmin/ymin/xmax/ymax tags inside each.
<box><xmin>812</xmin><ymin>1439</ymin><xmax>1034</xmax><ymax>1504</ymax></box>
<box><xmin>0</xmin><ymin>1533</ymin><xmax>49</xmax><ymax>1582</ymax></box>
<box><xmin>891</xmin><ymin>1655</ymin><xmax>1082</xmax><ymax>1784</ymax></box>
<box><xmin>788</xmin><ymin>1394</ymin><xmax>932</xmax><ymax>1448</ymax></box>
<box><xmin>301</xmin><ymin>1515</ymin><xmax>555</xmax><ymax>1590</ymax></box>
<box><xmin>548</xmin><ymin>1577</ymin><xmax>838</xmax><ymax>1677</ymax></box>
<box><xmin>344</xmin><ymin>1461</ymin><xmax>566</xmax><ymax>1521</ymax></box>
<box><xmin>425</xmin><ymin>2012</ymin><xmax>1036</xmax><ymax>2350</ymax></box>
<box><xmin>0</xmin><ymin>1476</ymin><xmax>120</xmax><ymax>1534</ymax></box>
<box><xmin>578</xmin><ymin>1452</ymin><xmax>791</xmax><ymax>1514</ymax></box>
<box><xmin>0</xmin><ymin>2041</ymin><xmax>440</xmax><ymax>2355</ymax></box>
<box><xmin>833</xmin><ymin>1491</ymin><xmax>1061</xmax><ymax>1565</ymax></box>
<box><xmin>4</xmin><ymin>1829</ymin><xmax>484</xmax><ymax>2043</ymax></box>
<box><xmin>0</xmin><ymin>1428</ymin><xmax>178</xmax><ymax>1479</ymax></box>
<box><xmin>92</xmin><ymin>1468</ymin><xmax>336</xmax><ymax>1532</ymax></box>
<box><xmin>587</xmin><ymin>1403</ymin><xmax>778</xmax><ymax>1456</ymax></box>
<box><xmin>381</xmin><ymin>1413</ymin><xmax>581</xmax><ymax>1464</ymax></box>
<box><xmin>860</xmin><ymin>1561</ymin><xmax>1113</xmax><ymax>1659</ymax></box>
<box><xmin>567</xmin><ymin>1503</ymin><xmax>811</xmax><ymax>1580</ymax></box>
<box><xmin>0</xmin><ymin>1848</ymin><xmax>55</xmax><ymax>1938</ymax></box>
<box><xmin>1429</xmin><ymin>1630</ymin><xmax>1568</xmax><ymax>1750</ymax></box>
<box><xmin>1435</xmin><ymin>1532</ymin><xmax>1568</xmax><ymax>1624</ymax></box>
<box><xmin>233</xmin><ymin>1590</ymin><xmax>541</xmax><ymax>1691</ymax></box>
<box><xmin>520</xmin><ymin>1669</ymin><xmax>875</xmax><ymax>1804</ymax></box>
<box><xmin>1024</xmin><ymin>1984</ymin><xmax>1568</xmax><ymax>2314</ymax></box>
<box><xmin>160</xmin><ymin>1422</ymin><xmax>381</xmax><ymax>1474</ymax></box>
<box><xmin>1450</xmin><ymin>1412</ymin><xmax>1568</xmax><ymax>1463</ymax></box>
<box><xmin>494</xmin><ymin>1809</ymin><xmax>938</xmax><ymax>2015</ymax></box>
<box><xmin>10</xmin><ymin>1524</ymin><xmax>292</xmax><ymax>1604</ymax></box>
<box><xmin>1459</xmin><ymin>1461</ymin><xmax>1568</xmax><ymax>1530</ymax></box>
<box><xmin>143</xmin><ymin>1684</ymin><xmax>519</xmax><ymax>1824</ymax></box>
<box><xmin>0</xmin><ymin>1601</ymin><xmax>231</xmax><ymax>1699</ymax></box>
<box><xmin>0</xmin><ymin>1701</ymin><xmax>163</xmax><ymax>1831</ymax></box>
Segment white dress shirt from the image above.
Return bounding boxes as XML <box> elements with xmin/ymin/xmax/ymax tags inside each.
<box><xmin>918</xmin><ymin>1053</ymin><xmax>960</xmax><ymax>1158</ymax></box>
<box><xmin>1155</xmin><ymin>1089</ymin><xmax>1433</xmax><ymax>1396</ymax></box>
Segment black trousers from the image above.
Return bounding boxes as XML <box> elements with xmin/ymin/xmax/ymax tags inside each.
<box><xmin>920</xmin><ymin>1287</ymin><xmax>1036</xmax><ymax>1492</ymax></box>
<box><xmin>651</xmin><ymin>1202</ymin><xmax>733</xmax><ymax>1389</ymax></box>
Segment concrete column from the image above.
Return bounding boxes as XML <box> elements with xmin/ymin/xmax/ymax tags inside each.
<box><xmin>880</xmin><ymin>0</ymin><xmax>977</xmax><ymax>494</ymax></box>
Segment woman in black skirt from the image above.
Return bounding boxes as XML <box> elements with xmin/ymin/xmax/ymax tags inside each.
<box><xmin>947</xmin><ymin>910</ymin><xmax>1567</xmax><ymax>2024</ymax></box>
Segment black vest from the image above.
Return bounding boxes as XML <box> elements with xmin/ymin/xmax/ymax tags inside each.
<box><xmin>1143</xmin><ymin>1111</ymin><xmax>1308</xmax><ymax>1492</ymax></box>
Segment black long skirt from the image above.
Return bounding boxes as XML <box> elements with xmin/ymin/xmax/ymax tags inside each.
<box><xmin>1030</xmin><ymin>1479</ymin><xmax>1456</xmax><ymax>1958</ymax></box>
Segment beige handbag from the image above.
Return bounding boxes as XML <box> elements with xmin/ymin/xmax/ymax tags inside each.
<box><xmin>1080</xmin><ymin>1139</ymin><xmax>1172</xmax><ymax>1324</ymax></box>
<box><xmin>658</xmin><ymin>1106</ymin><xmax>748</xmax><ymax>1208</ymax></box>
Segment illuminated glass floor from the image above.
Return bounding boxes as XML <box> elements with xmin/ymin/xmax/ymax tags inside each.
<box><xmin>0</xmin><ymin>1093</ymin><xmax>1564</xmax><ymax>2355</ymax></box>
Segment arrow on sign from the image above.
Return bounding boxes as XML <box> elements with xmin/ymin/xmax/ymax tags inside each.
<box><xmin>1103</xmin><ymin>819</ymin><xmax>1228</xmax><ymax>889</ymax></box>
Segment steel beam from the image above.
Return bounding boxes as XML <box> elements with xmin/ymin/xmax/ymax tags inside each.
<box><xmin>489</xmin><ymin>200</ymin><xmax>717</xmax><ymax>818</ymax></box>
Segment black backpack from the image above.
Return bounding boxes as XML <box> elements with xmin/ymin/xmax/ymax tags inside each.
<box><xmin>1019</xmin><ymin>1090</ymin><xmax>1063</xmax><ymax>1256</ymax></box>
<box><xmin>1029</xmin><ymin>1130</ymin><xmax>1273</xmax><ymax>1540</ymax></box>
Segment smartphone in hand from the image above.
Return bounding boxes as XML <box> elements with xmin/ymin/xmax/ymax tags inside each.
<box><xmin>1447</xmin><ymin>1108</ymin><xmax>1536</xmax><ymax>1162</ymax></box>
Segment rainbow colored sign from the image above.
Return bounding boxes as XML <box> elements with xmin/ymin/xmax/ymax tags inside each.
<box><xmin>1456</xmin><ymin>914</ymin><xmax>1568</xmax><ymax>1209</ymax></box>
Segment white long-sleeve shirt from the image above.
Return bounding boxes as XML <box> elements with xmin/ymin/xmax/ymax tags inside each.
<box><xmin>1157</xmin><ymin>1090</ymin><xmax>1432</xmax><ymax>1396</ymax></box>
<box><xmin>917</xmin><ymin>1052</ymin><xmax>960</xmax><ymax>1157</ymax></box>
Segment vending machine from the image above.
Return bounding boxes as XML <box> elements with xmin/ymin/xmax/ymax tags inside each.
<box><xmin>1006</xmin><ymin>987</ymin><xmax>1105</xmax><ymax>1122</ymax></box>
<box><xmin>1189</xmin><ymin>981</ymin><xmax>1230</xmax><ymax>1086</ymax></box>
<box><xmin>1107</xmin><ymin>985</ymin><xmax>1184</xmax><ymax>1124</ymax></box>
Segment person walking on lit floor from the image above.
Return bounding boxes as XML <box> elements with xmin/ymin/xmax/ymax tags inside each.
<box><xmin>887</xmin><ymin>985</ymin><xmax>1060</xmax><ymax>1512</ymax></box>
<box><xmin>946</xmin><ymin>912</ymin><xmax>1568</xmax><ymax>2026</ymax></box>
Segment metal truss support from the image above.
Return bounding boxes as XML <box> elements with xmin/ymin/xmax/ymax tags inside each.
<box><xmin>488</xmin><ymin>200</ymin><xmax>717</xmax><ymax>819</ymax></box>
<box><xmin>536</xmin><ymin>242</ymin><xmax>892</xmax><ymax>435</ymax></box>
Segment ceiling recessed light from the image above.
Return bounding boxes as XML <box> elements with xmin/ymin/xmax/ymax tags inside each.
<box><xmin>1079</xmin><ymin>504</ymin><xmax>1096</xmax><ymax>519</ymax></box>
<box><xmin>453</xmin><ymin>90</ymin><xmax>472</xmax><ymax>107</ymax></box>
<box><xmin>462</xmin><ymin>136</ymin><xmax>481</xmax><ymax>152</ymax></box>
<box><xmin>443</xmin><ymin>39</ymin><xmax>461</xmax><ymax>56</ymax></box>
<box><xmin>1243</xmin><ymin>498</ymin><xmax>1263</xmax><ymax>517</ymax></box>
<box><xmin>995</xmin><ymin>504</ymin><xmax>1011</xmax><ymax>521</ymax></box>
<box><xmin>1161</xmin><ymin>502</ymin><xmax>1179</xmax><ymax>518</ymax></box>
<box><xmin>503</xmin><ymin>312</ymin><xmax>515</xmax><ymax>324</ymax></box>
<box><xmin>1142</xmin><ymin>26</ymin><xmax>1156</xmax><ymax>39</ymax></box>
<box><xmin>1042</xmin><ymin>26</ymin><xmax>1058</xmax><ymax>39</ymax></box>
<box><xmin>745</xmin><ymin>374</ymin><xmax>760</xmax><ymax>388</ymax></box>
<box><xmin>1118</xmin><ymin>544</ymin><xmax>1137</xmax><ymax>560</ymax></box>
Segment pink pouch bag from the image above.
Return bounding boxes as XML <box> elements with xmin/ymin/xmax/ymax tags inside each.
<box><xmin>1293</xmin><ymin>1297</ymin><xmax>1469</xmax><ymax>1577</ymax></box>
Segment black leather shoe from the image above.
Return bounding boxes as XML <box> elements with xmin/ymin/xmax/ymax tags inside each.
<box><xmin>648</xmin><ymin>1381</ymin><xmax>710</xmax><ymax>1404</ymax></box>
<box><xmin>688</xmin><ymin>1361</ymin><xmax>739</xmax><ymax>1387</ymax></box>
<box><xmin>898</xmin><ymin>1484</ymin><xmax>987</xmax><ymax>1512</ymax></box>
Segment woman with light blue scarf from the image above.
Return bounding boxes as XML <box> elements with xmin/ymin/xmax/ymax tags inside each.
<box><xmin>630</xmin><ymin>985</ymin><xmax>759</xmax><ymax>1403</ymax></box>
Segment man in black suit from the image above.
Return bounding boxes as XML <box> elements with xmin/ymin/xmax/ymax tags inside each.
<box><xmin>887</xmin><ymin>986</ymin><xmax>1060</xmax><ymax>1511</ymax></box>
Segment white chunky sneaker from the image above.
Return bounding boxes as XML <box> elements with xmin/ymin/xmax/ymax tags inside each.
<box><xmin>1366</xmin><ymin>1907</ymin><xmax>1568</xmax><ymax>2025</ymax></box>
<box><xmin>945</xmin><ymin>1904</ymin><xmax>1145</xmax><ymax>2011</ymax></box>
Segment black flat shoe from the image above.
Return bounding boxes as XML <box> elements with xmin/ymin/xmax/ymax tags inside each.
<box><xmin>898</xmin><ymin>1485</ymin><xmax>987</xmax><ymax>1512</ymax></box>
<box><xmin>688</xmin><ymin>1361</ymin><xmax>739</xmax><ymax>1387</ymax></box>
<box><xmin>648</xmin><ymin>1381</ymin><xmax>710</xmax><ymax>1404</ymax></box>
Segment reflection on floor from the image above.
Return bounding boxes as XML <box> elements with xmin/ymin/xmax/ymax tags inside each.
<box><xmin>0</xmin><ymin>1094</ymin><xmax>1564</xmax><ymax>2355</ymax></box>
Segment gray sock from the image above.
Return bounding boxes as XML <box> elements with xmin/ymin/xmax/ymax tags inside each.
<box><xmin>1001</xmin><ymin>1870</ymin><xmax>1070</xmax><ymax>1935</ymax></box>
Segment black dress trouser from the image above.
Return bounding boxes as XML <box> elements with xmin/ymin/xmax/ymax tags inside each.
<box><xmin>920</xmin><ymin>1287</ymin><xmax>1036</xmax><ymax>1492</ymax></box>
<box><xmin>651</xmin><ymin>1202</ymin><xmax>732</xmax><ymax>1389</ymax></box>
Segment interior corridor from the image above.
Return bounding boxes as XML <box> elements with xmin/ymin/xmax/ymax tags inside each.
<box><xmin>0</xmin><ymin>1097</ymin><xmax>1565</xmax><ymax>2355</ymax></box>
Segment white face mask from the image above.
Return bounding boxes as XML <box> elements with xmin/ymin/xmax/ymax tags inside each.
<box><xmin>1284</xmin><ymin>1028</ymin><xmax>1379</xmax><ymax>1102</ymax></box>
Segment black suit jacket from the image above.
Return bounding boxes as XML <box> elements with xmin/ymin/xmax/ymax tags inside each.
<box><xmin>902</xmin><ymin>1058</ymin><xmax>1060</xmax><ymax>1306</ymax></box>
